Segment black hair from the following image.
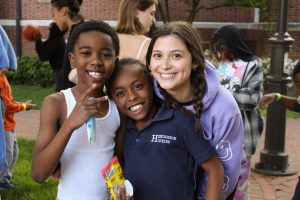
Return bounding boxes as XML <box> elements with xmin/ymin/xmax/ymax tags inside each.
<box><xmin>51</xmin><ymin>0</ymin><xmax>84</xmax><ymax>21</ymax></box>
<box><xmin>293</xmin><ymin>61</ymin><xmax>300</xmax><ymax>81</ymax></box>
<box><xmin>210</xmin><ymin>25</ymin><xmax>256</xmax><ymax>62</ymax></box>
<box><xmin>67</xmin><ymin>20</ymin><xmax>120</xmax><ymax>56</ymax></box>
<box><xmin>106</xmin><ymin>58</ymin><xmax>154</xmax><ymax>97</ymax></box>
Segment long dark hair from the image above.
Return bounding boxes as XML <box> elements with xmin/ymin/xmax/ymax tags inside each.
<box><xmin>146</xmin><ymin>21</ymin><xmax>206</xmax><ymax>134</ymax></box>
<box><xmin>210</xmin><ymin>25</ymin><xmax>255</xmax><ymax>62</ymax></box>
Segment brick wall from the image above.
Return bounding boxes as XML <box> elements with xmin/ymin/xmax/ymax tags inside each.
<box><xmin>0</xmin><ymin>1</ymin><xmax>16</xmax><ymax>19</ymax></box>
<box><xmin>1</xmin><ymin>0</ymin><xmax>300</xmax><ymax>60</ymax></box>
<box><xmin>261</xmin><ymin>0</ymin><xmax>300</xmax><ymax>22</ymax></box>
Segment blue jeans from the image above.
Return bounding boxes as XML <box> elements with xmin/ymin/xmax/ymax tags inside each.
<box><xmin>0</xmin><ymin>130</ymin><xmax>18</xmax><ymax>183</ymax></box>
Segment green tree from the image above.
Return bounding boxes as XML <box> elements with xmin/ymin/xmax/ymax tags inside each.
<box><xmin>157</xmin><ymin>0</ymin><xmax>267</xmax><ymax>23</ymax></box>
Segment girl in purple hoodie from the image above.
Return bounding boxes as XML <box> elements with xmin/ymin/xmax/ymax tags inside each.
<box><xmin>146</xmin><ymin>21</ymin><xmax>244</xmax><ymax>200</ymax></box>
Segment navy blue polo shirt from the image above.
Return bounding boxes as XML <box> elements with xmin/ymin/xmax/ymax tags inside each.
<box><xmin>123</xmin><ymin>103</ymin><xmax>216</xmax><ymax>200</ymax></box>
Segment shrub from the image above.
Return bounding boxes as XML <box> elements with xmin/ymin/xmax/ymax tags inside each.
<box><xmin>7</xmin><ymin>56</ymin><xmax>53</xmax><ymax>88</ymax></box>
<box><xmin>261</xmin><ymin>57</ymin><xmax>299</xmax><ymax>78</ymax></box>
<box><xmin>261</xmin><ymin>57</ymin><xmax>299</xmax><ymax>94</ymax></box>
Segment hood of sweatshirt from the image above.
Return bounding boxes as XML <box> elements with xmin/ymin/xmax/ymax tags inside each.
<box><xmin>0</xmin><ymin>25</ymin><xmax>17</xmax><ymax>71</ymax></box>
<box><xmin>201</xmin><ymin>60</ymin><xmax>220</xmax><ymax>111</ymax></box>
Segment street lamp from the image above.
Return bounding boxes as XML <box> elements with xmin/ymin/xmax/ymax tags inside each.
<box><xmin>253</xmin><ymin>0</ymin><xmax>296</xmax><ymax>175</ymax></box>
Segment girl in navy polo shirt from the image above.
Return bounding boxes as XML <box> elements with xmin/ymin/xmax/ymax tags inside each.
<box><xmin>259</xmin><ymin>61</ymin><xmax>300</xmax><ymax>200</ymax></box>
<box><xmin>145</xmin><ymin>22</ymin><xmax>244</xmax><ymax>200</ymax></box>
<box><xmin>106</xmin><ymin>58</ymin><xmax>224</xmax><ymax>200</ymax></box>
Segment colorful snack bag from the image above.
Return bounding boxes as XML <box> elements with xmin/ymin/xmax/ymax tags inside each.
<box><xmin>101</xmin><ymin>156</ymin><xmax>125</xmax><ymax>200</ymax></box>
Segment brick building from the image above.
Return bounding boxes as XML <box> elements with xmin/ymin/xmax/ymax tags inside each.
<box><xmin>1</xmin><ymin>0</ymin><xmax>300</xmax><ymax>60</ymax></box>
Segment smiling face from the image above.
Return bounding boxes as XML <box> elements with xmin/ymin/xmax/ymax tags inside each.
<box><xmin>69</xmin><ymin>30</ymin><xmax>116</xmax><ymax>89</ymax></box>
<box><xmin>149</xmin><ymin>35</ymin><xmax>195</xmax><ymax>102</ymax></box>
<box><xmin>136</xmin><ymin>4</ymin><xmax>156</xmax><ymax>34</ymax></box>
<box><xmin>110</xmin><ymin>64</ymin><xmax>155</xmax><ymax>129</ymax></box>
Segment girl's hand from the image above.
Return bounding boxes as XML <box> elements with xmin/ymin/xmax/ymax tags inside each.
<box><xmin>297</xmin><ymin>96</ymin><xmax>300</xmax><ymax>104</ymax></box>
<box><xmin>67</xmin><ymin>84</ymin><xmax>108</xmax><ymax>130</ymax></box>
<box><xmin>258</xmin><ymin>93</ymin><xmax>277</xmax><ymax>108</ymax></box>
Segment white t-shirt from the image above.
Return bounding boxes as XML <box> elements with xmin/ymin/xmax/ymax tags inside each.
<box><xmin>57</xmin><ymin>88</ymin><xmax>120</xmax><ymax>200</ymax></box>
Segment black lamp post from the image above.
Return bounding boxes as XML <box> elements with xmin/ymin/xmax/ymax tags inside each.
<box><xmin>253</xmin><ymin>0</ymin><xmax>296</xmax><ymax>175</ymax></box>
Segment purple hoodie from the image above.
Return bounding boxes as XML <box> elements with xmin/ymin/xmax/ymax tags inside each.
<box><xmin>155</xmin><ymin>61</ymin><xmax>244</xmax><ymax>199</ymax></box>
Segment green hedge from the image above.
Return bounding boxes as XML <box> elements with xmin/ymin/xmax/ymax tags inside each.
<box><xmin>7</xmin><ymin>56</ymin><xmax>53</xmax><ymax>88</ymax></box>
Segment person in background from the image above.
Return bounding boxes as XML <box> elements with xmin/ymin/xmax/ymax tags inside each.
<box><xmin>0</xmin><ymin>102</ymin><xmax>5</xmax><ymax>177</ymax></box>
<box><xmin>51</xmin><ymin>0</ymin><xmax>84</xmax><ymax>91</ymax></box>
<box><xmin>35</xmin><ymin>22</ymin><xmax>66</xmax><ymax>92</ymax></box>
<box><xmin>259</xmin><ymin>61</ymin><xmax>300</xmax><ymax>111</ymax></box>
<box><xmin>0</xmin><ymin>25</ymin><xmax>36</xmax><ymax>190</ymax></box>
<box><xmin>107</xmin><ymin>58</ymin><xmax>224</xmax><ymax>200</ymax></box>
<box><xmin>258</xmin><ymin>61</ymin><xmax>300</xmax><ymax>200</ymax></box>
<box><xmin>210</xmin><ymin>24</ymin><xmax>264</xmax><ymax>200</ymax></box>
<box><xmin>0</xmin><ymin>25</ymin><xmax>12</xmax><ymax>184</ymax></box>
<box><xmin>116</xmin><ymin>0</ymin><xmax>157</xmax><ymax>64</ymax></box>
<box><xmin>31</xmin><ymin>20</ymin><xmax>122</xmax><ymax>200</ymax></box>
<box><xmin>146</xmin><ymin>21</ymin><xmax>244</xmax><ymax>200</ymax></box>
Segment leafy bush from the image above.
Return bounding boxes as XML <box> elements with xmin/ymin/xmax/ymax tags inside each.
<box><xmin>7</xmin><ymin>56</ymin><xmax>53</xmax><ymax>88</ymax></box>
<box><xmin>261</xmin><ymin>57</ymin><xmax>299</xmax><ymax>94</ymax></box>
<box><xmin>261</xmin><ymin>57</ymin><xmax>299</xmax><ymax>78</ymax></box>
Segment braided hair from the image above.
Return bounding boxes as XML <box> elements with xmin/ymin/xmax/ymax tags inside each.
<box><xmin>146</xmin><ymin>21</ymin><xmax>207</xmax><ymax>134</ymax></box>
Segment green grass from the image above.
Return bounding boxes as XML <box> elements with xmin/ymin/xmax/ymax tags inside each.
<box><xmin>10</xmin><ymin>84</ymin><xmax>53</xmax><ymax>109</ymax></box>
<box><xmin>0</xmin><ymin>85</ymin><xmax>55</xmax><ymax>199</ymax></box>
<box><xmin>0</xmin><ymin>139</ymin><xmax>58</xmax><ymax>200</ymax></box>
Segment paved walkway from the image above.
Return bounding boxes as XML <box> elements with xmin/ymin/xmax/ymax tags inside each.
<box><xmin>14</xmin><ymin>110</ymin><xmax>300</xmax><ymax>200</ymax></box>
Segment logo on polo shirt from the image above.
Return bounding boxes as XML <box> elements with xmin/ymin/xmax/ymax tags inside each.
<box><xmin>151</xmin><ymin>134</ymin><xmax>176</xmax><ymax>144</ymax></box>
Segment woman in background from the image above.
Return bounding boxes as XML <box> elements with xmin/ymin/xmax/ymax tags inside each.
<box><xmin>116</xmin><ymin>0</ymin><xmax>157</xmax><ymax>64</ymax></box>
<box><xmin>51</xmin><ymin>0</ymin><xmax>84</xmax><ymax>91</ymax></box>
<box><xmin>35</xmin><ymin>22</ymin><xmax>66</xmax><ymax>92</ymax></box>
